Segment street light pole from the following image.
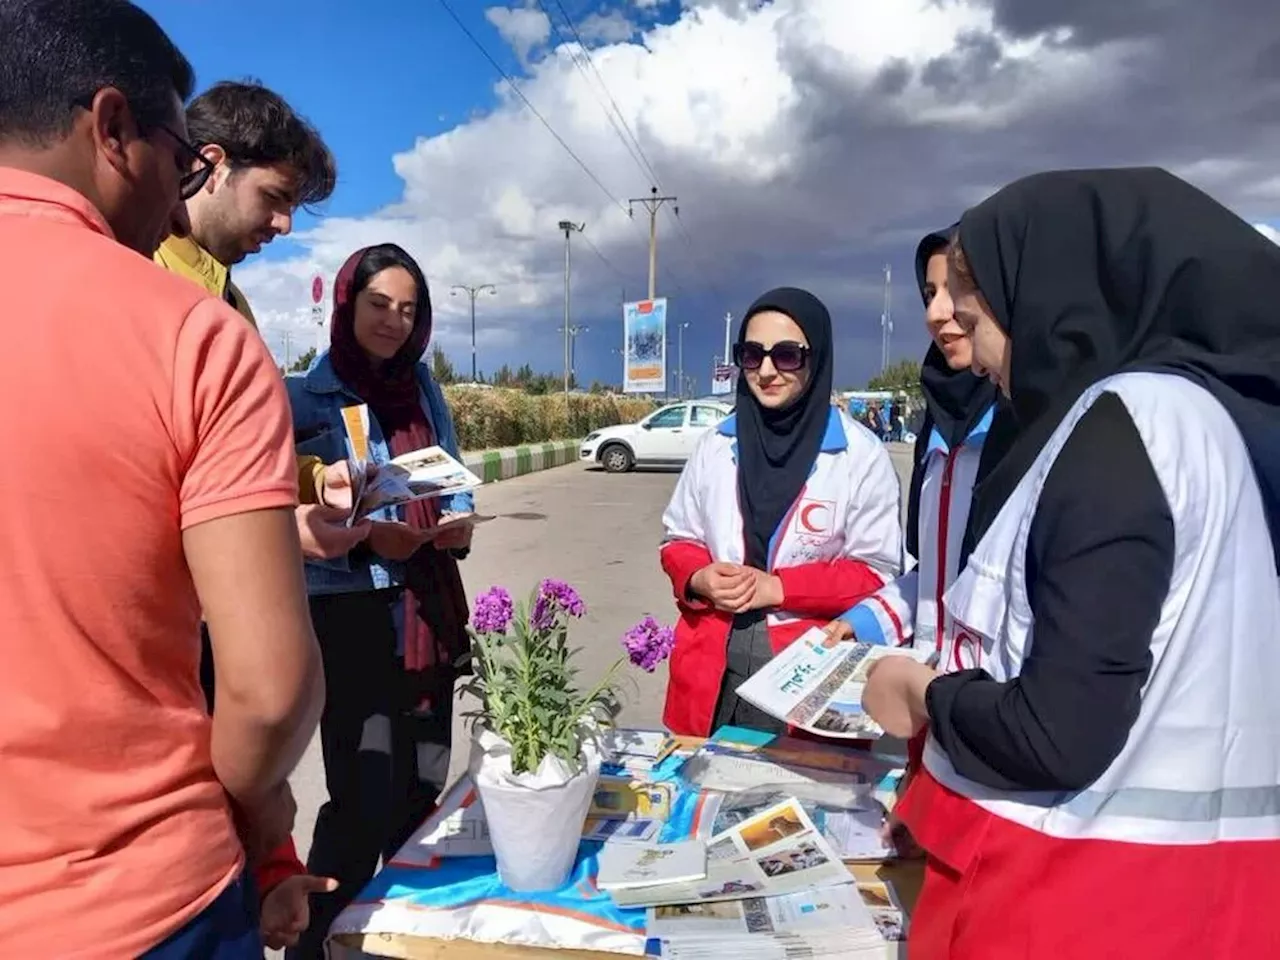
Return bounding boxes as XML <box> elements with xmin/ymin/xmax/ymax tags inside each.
<box><xmin>450</xmin><ymin>283</ymin><xmax>497</xmax><ymax>382</ymax></box>
<box><xmin>558</xmin><ymin>220</ymin><xmax>585</xmax><ymax>394</ymax></box>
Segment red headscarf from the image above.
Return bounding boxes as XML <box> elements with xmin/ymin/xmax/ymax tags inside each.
<box><xmin>328</xmin><ymin>245</ymin><xmax>469</xmax><ymax>684</ymax></box>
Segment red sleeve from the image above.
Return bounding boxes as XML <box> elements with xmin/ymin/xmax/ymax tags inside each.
<box><xmin>254</xmin><ymin>836</ymin><xmax>306</xmax><ymax>895</ymax></box>
<box><xmin>659</xmin><ymin>540</ymin><xmax>714</xmax><ymax>612</ymax></box>
<box><xmin>775</xmin><ymin>559</ymin><xmax>889</xmax><ymax>619</ymax></box>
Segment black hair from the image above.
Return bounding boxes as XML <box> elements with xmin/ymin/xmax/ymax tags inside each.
<box><xmin>186</xmin><ymin>80</ymin><xmax>337</xmax><ymax>208</ymax></box>
<box><xmin>0</xmin><ymin>0</ymin><xmax>194</xmax><ymax>147</ymax></box>
<box><xmin>352</xmin><ymin>243</ymin><xmax>431</xmax><ymax>312</ymax></box>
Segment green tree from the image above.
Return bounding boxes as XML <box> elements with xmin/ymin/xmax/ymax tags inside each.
<box><xmin>865</xmin><ymin>358</ymin><xmax>921</xmax><ymax>395</ymax></box>
<box><xmin>430</xmin><ymin>344</ymin><xmax>457</xmax><ymax>385</ymax></box>
<box><xmin>288</xmin><ymin>346</ymin><xmax>316</xmax><ymax>374</ymax></box>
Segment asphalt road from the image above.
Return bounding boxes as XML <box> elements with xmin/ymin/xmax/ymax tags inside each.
<box><xmin>287</xmin><ymin>444</ymin><xmax>917</xmax><ymax>866</ymax></box>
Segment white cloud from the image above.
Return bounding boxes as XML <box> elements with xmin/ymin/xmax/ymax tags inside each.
<box><xmin>1256</xmin><ymin>223</ymin><xmax>1280</xmax><ymax>244</ymax></box>
<box><xmin>577</xmin><ymin>11</ymin><xmax>638</xmax><ymax>44</ymax></box>
<box><xmin>484</xmin><ymin>5</ymin><xmax>551</xmax><ymax>66</ymax></box>
<box><xmin>237</xmin><ymin>0</ymin><xmax>1280</xmax><ymax>387</ymax></box>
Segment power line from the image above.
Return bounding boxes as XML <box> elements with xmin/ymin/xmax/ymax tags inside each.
<box><xmin>532</xmin><ymin>0</ymin><xmax>653</xmax><ymax>188</ymax></box>
<box><xmin>437</xmin><ymin>0</ymin><xmax>697</xmax><ymax>305</ymax></box>
<box><xmin>435</xmin><ymin>0</ymin><xmax>628</xmax><ymax>215</ymax></box>
<box><xmin>546</xmin><ymin>0</ymin><xmax>664</xmax><ymax>191</ymax></box>
<box><xmin>578</xmin><ymin>230</ymin><xmax>628</xmax><ymax>283</ymax></box>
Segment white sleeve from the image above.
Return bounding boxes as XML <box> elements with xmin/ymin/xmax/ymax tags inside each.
<box><xmin>840</xmin><ymin>569</ymin><xmax>918</xmax><ymax>646</ymax></box>
<box><xmin>661</xmin><ymin>431</ymin><xmax>710</xmax><ymax>545</ymax></box>
<box><xmin>842</xmin><ymin>433</ymin><xmax>905</xmax><ymax>580</ymax></box>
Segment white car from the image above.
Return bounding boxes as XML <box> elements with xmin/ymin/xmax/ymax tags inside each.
<box><xmin>581</xmin><ymin>400</ymin><xmax>733</xmax><ymax>473</ymax></box>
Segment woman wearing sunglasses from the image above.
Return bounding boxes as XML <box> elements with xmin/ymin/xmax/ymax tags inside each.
<box><xmin>659</xmin><ymin>287</ymin><xmax>904</xmax><ymax>737</ymax></box>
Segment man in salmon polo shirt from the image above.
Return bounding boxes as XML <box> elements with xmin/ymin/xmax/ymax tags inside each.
<box><xmin>0</xmin><ymin>1</ymin><xmax>324</xmax><ymax>957</ymax></box>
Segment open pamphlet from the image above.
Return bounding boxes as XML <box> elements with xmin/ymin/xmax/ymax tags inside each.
<box><xmin>610</xmin><ymin>798</ymin><xmax>851</xmax><ymax>909</ymax></box>
<box><xmin>735</xmin><ymin>630</ymin><xmax>933</xmax><ymax>739</ymax></box>
<box><xmin>648</xmin><ymin>885</ymin><xmax>892</xmax><ymax>959</ymax></box>
<box><xmin>713</xmin><ymin>788</ymin><xmax>893</xmax><ymax>863</ymax></box>
<box><xmin>339</xmin><ymin>404</ymin><xmax>483</xmax><ymax>524</ymax></box>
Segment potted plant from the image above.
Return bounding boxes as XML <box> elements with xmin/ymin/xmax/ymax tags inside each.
<box><xmin>464</xmin><ymin>579</ymin><xmax>675</xmax><ymax>892</ymax></box>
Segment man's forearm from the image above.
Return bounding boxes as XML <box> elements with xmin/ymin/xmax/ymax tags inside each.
<box><xmin>211</xmin><ymin>653</ymin><xmax>323</xmax><ymax>802</ymax></box>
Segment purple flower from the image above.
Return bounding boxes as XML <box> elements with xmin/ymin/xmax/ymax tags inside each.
<box><xmin>471</xmin><ymin>586</ymin><xmax>514</xmax><ymax>634</ymax></box>
<box><xmin>622</xmin><ymin>616</ymin><xmax>676</xmax><ymax>673</ymax></box>
<box><xmin>531</xmin><ymin>578</ymin><xmax>586</xmax><ymax>631</ymax></box>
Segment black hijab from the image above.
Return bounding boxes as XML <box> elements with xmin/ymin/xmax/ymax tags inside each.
<box><xmin>905</xmin><ymin>227</ymin><xmax>1000</xmax><ymax>557</ymax></box>
<box><xmin>959</xmin><ymin>167</ymin><xmax>1280</xmax><ymax>565</ymax></box>
<box><xmin>735</xmin><ymin>287</ymin><xmax>834</xmax><ymax>571</ymax></box>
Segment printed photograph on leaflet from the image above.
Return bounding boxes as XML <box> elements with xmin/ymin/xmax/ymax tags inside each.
<box><xmin>714</xmin><ymin>789</ymin><xmax>892</xmax><ymax>862</ymax></box>
<box><xmin>339</xmin><ymin>403</ymin><xmax>483</xmax><ymax>523</ymax></box>
<box><xmin>609</xmin><ymin>798</ymin><xmax>851</xmax><ymax>908</ymax></box>
<box><xmin>857</xmin><ymin>880</ymin><xmax>909</xmax><ymax>942</ymax></box>
<box><xmin>735</xmin><ymin>630</ymin><xmax>933</xmax><ymax>739</ymax></box>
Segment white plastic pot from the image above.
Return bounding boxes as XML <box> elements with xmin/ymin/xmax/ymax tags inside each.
<box><xmin>470</xmin><ymin>728</ymin><xmax>603</xmax><ymax>892</ymax></box>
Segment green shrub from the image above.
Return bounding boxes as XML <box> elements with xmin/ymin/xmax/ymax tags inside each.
<box><xmin>444</xmin><ymin>387</ymin><xmax>656</xmax><ymax>451</ymax></box>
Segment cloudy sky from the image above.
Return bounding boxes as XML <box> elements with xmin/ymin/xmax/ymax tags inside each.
<box><xmin>148</xmin><ymin>0</ymin><xmax>1280</xmax><ymax>391</ymax></box>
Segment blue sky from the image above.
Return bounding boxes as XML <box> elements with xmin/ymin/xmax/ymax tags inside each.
<box><xmin>140</xmin><ymin>0</ymin><xmax>516</xmax><ymax>243</ymax></box>
<box><xmin>137</xmin><ymin>1</ymin><xmax>1280</xmax><ymax>392</ymax></box>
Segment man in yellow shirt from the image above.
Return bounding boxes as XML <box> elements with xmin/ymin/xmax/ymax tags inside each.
<box><xmin>156</xmin><ymin>80</ymin><xmax>367</xmax><ymax>559</ymax></box>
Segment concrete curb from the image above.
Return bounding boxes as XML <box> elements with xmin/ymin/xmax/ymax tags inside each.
<box><xmin>462</xmin><ymin>439</ymin><xmax>579</xmax><ymax>485</ymax></box>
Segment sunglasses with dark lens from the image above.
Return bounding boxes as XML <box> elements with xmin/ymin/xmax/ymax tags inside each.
<box><xmin>734</xmin><ymin>340</ymin><xmax>810</xmax><ymax>372</ymax></box>
<box><xmin>157</xmin><ymin>125</ymin><xmax>215</xmax><ymax>201</ymax></box>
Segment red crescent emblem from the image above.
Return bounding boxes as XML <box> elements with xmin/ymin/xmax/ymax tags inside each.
<box><xmin>799</xmin><ymin>502</ymin><xmax>829</xmax><ymax>533</ymax></box>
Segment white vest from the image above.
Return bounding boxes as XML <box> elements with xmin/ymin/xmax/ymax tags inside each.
<box><xmin>925</xmin><ymin>372</ymin><xmax>1280</xmax><ymax>845</ymax></box>
<box><xmin>844</xmin><ymin>410</ymin><xmax>991</xmax><ymax>665</ymax></box>
<box><xmin>662</xmin><ymin>409</ymin><xmax>903</xmax><ymax>628</ymax></box>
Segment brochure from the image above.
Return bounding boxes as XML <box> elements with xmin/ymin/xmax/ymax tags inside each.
<box><xmin>600</xmin><ymin>728</ymin><xmax>678</xmax><ymax>777</ymax></box>
<box><xmin>339</xmin><ymin>404</ymin><xmax>483</xmax><ymax>524</ymax></box>
<box><xmin>648</xmin><ymin>885</ymin><xmax>870</xmax><ymax>937</ymax></box>
<box><xmin>597</xmin><ymin>840</ymin><xmax>707</xmax><ymax>891</ymax></box>
<box><xmin>713</xmin><ymin>789</ymin><xmax>892</xmax><ymax>862</ymax></box>
<box><xmin>735</xmin><ymin>630</ymin><xmax>933</xmax><ymax>739</ymax></box>
<box><xmin>610</xmin><ymin>798</ymin><xmax>851</xmax><ymax>908</ymax></box>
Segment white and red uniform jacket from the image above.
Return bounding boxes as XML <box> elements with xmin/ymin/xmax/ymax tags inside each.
<box><xmin>840</xmin><ymin>406</ymin><xmax>994</xmax><ymax>671</ymax></box>
<box><xmin>659</xmin><ymin>408</ymin><xmax>903</xmax><ymax>736</ymax></box>
<box><xmin>898</xmin><ymin>373</ymin><xmax>1280</xmax><ymax>957</ymax></box>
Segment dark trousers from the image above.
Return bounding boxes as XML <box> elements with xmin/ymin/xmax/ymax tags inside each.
<box><xmin>288</xmin><ymin>589</ymin><xmax>454</xmax><ymax>960</ymax></box>
<box><xmin>711</xmin><ymin>616</ymin><xmax>788</xmax><ymax>737</ymax></box>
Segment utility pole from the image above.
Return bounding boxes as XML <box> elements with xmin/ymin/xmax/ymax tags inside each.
<box><xmin>723</xmin><ymin>311</ymin><xmax>732</xmax><ymax>364</ymax></box>
<box><xmin>559</xmin><ymin>220</ymin><xmax>585</xmax><ymax>394</ymax></box>
<box><xmin>677</xmin><ymin>321</ymin><xmax>689</xmax><ymax>399</ymax></box>
<box><xmin>627</xmin><ymin>186</ymin><xmax>678</xmax><ymax>302</ymax></box>
<box><xmin>282</xmin><ymin>329</ymin><xmax>292</xmax><ymax>369</ymax></box>
<box><xmin>450</xmin><ymin>283</ymin><xmax>497</xmax><ymax>382</ymax></box>
<box><xmin>880</xmin><ymin>264</ymin><xmax>893</xmax><ymax>373</ymax></box>
<box><xmin>559</xmin><ymin>324</ymin><xmax>589</xmax><ymax>381</ymax></box>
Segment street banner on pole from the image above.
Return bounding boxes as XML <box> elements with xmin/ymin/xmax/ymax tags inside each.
<box><xmin>623</xmin><ymin>298</ymin><xmax>667</xmax><ymax>393</ymax></box>
<box><xmin>710</xmin><ymin>362</ymin><xmax>735</xmax><ymax>396</ymax></box>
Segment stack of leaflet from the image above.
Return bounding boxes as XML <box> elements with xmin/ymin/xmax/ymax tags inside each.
<box><xmin>599</xmin><ymin>727</ymin><xmax>679</xmax><ymax>778</ymax></box>
<box><xmin>608</xmin><ymin>798</ymin><xmax>853</xmax><ymax>910</ymax></box>
<box><xmin>646</xmin><ymin>886</ymin><xmax>895</xmax><ymax>959</ymax></box>
<box><xmin>602</xmin><ymin>796</ymin><xmax>905</xmax><ymax>958</ymax></box>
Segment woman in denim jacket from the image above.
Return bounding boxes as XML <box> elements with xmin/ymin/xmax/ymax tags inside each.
<box><xmin>285</xmin><ymin>244</ymin><xmax>473</xmax><ymax>959</ymax></box>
